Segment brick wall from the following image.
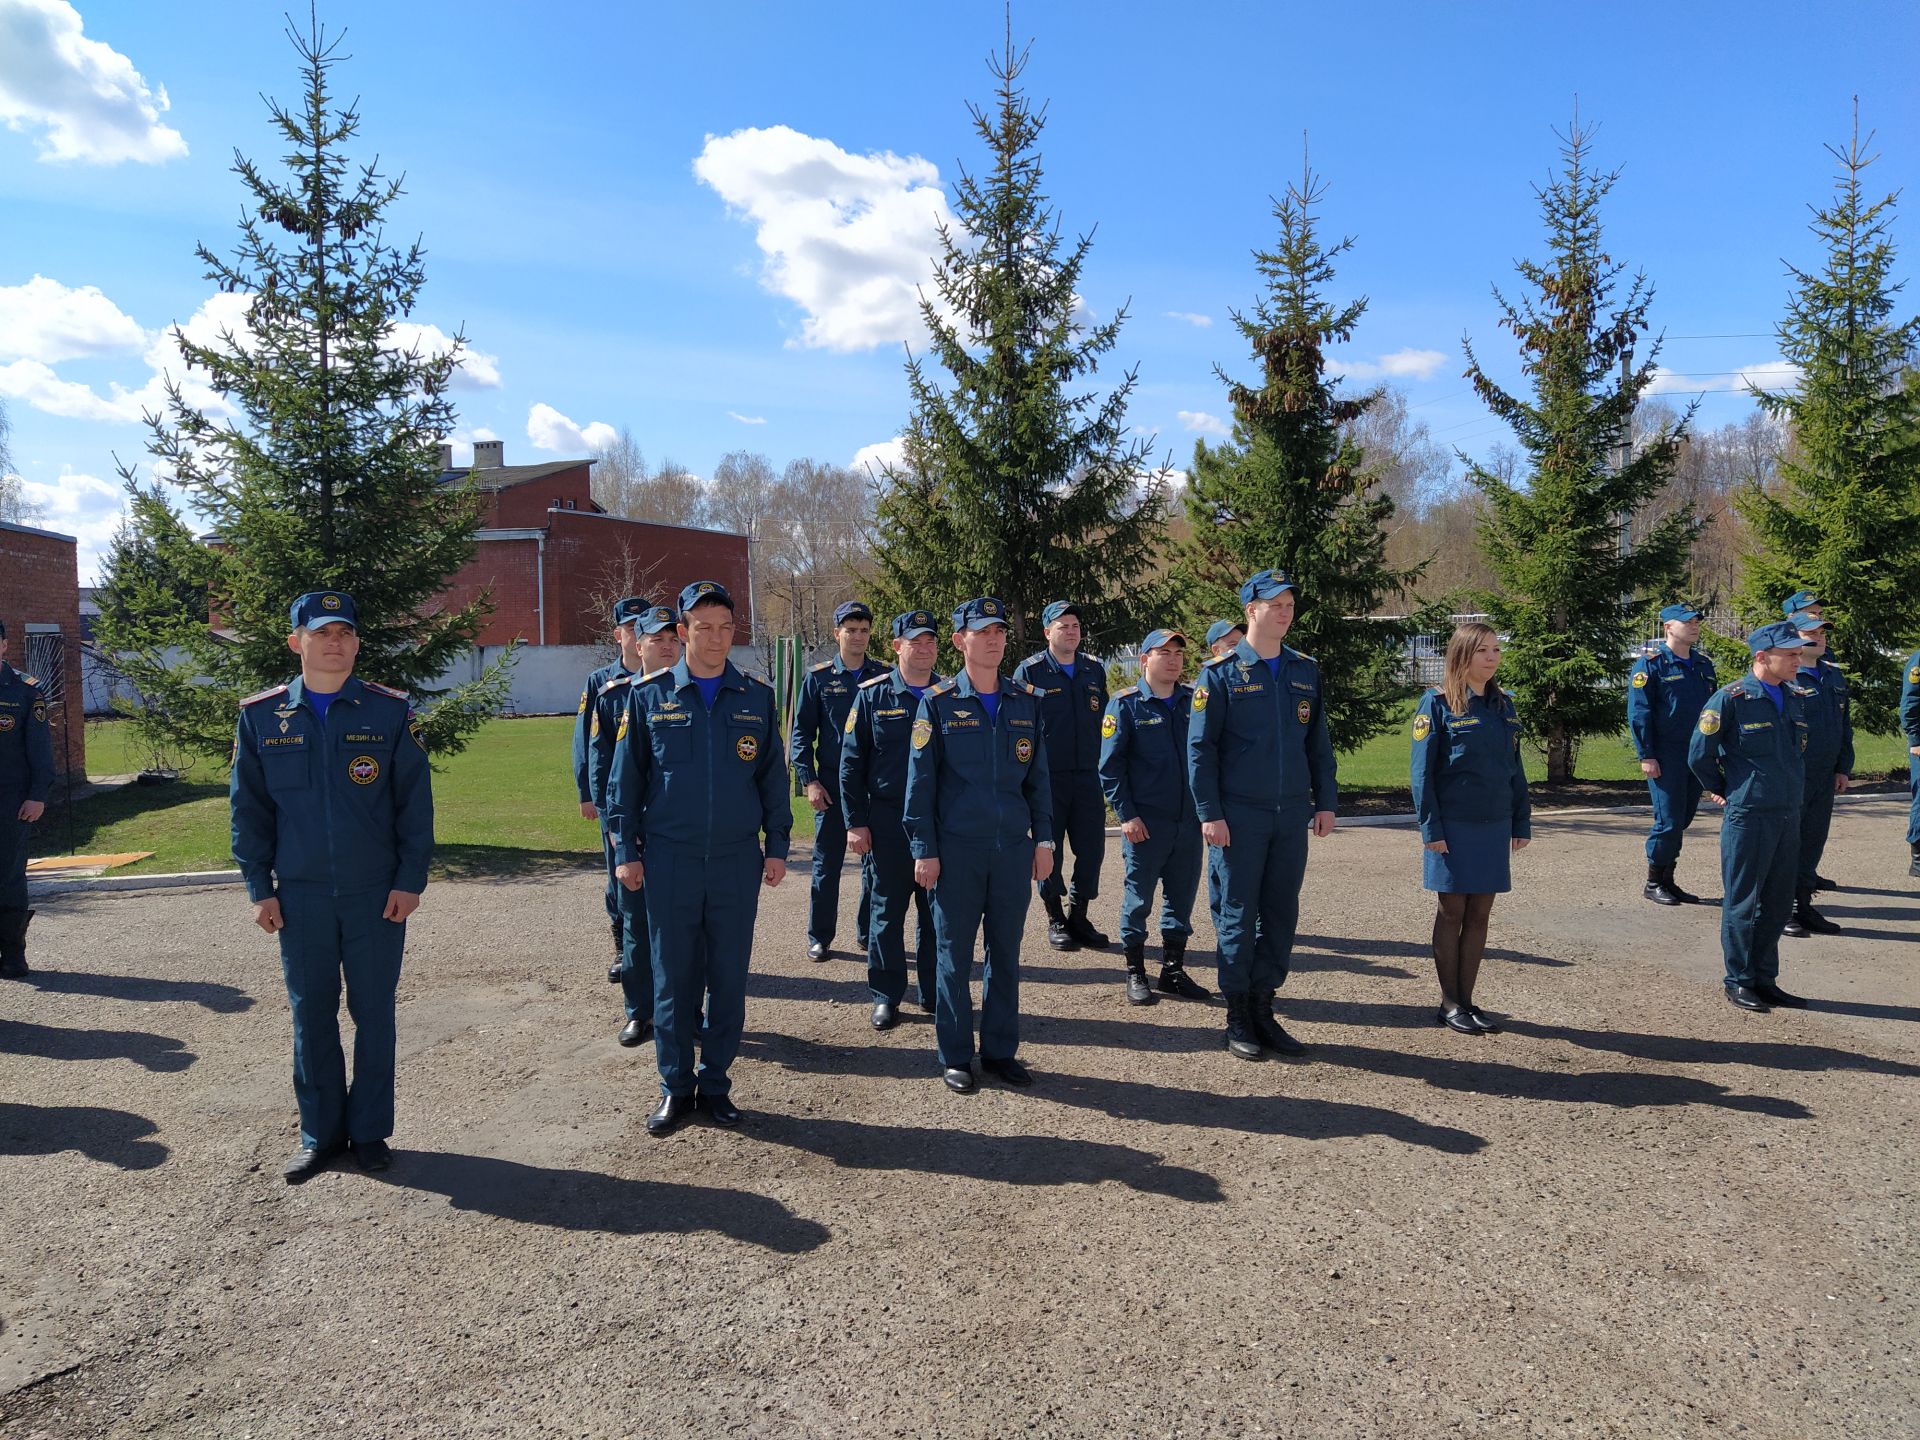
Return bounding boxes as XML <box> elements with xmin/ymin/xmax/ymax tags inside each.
<box><xmin>483</xmin><ymin>465</ymin><xmax>593</xmax><ymax>529</ymax></box>
<box><xmin>0</xmin><ymin>522</ymin><xmax>85</xmax><ymax>776</ymax></box>
<box><xmin>545</xmin><ymin>511</ymin><xmax>753</xmax><ymax>645</ymax></box>
<box><xmin>439</xmin><ymin>537</ymin><xmax>541</xmax><ymax>646</ymax></box>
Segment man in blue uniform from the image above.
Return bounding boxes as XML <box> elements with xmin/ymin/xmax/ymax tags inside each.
<box><xmin>1688</xmin><ymin>621</ymin><xmax>1810</xmax><ymax>1013</ymax></box>
<box><xmin>1189</xmin><ymin>570</ymin><xmax>1337</xmax><ymax>1060</ymax></box>
<box><xmin>230</xmin><ymin>591</ymin><xmax>434</xmax><ymax>1182</ymax></box>
<box><xmin>0</xmin><ymin>619</ymin><xmax>54</xmax><ymax>979</ymax></box>
<box><xmin>1782</xmin><ymin>589</ymin><xmax>1822</xmax><ymax>620</ymax></box>
<box><xmin>842</xmin><ymin>609</ymin><xmax>943</xmax><ymax>1030</ymax></box>
<box><xmin>1204</xmin><ymin>620</ymin><xmax>1244</xmax><ymax>660</ymax></box>
<box><xmin>574</xmin><ymin>596</ymin><xmax>648</xmax><ymax>983</ymax></box>
<box><xmin>587</xmin><ymin>604</ymin><xmax>683</xmax><ymax>1045</ymax></box>
<box><xmin>608</xmin><ymin>581</ymin><xmax>791</xmax><ymax>1136</ymax></box>
<box><xmin>1099</xmin><ymin>628</ymin><xmax>1208</xmax><ymax>1006</ymax></box>
<box><xmin>1013</xmin><ymin>600</ymin><xmax>1109</xmax><ymax>951</ymax></box>
<box><xmin>1903</xmin><ymin>646</ymin><xmax>1920</xmax><ymax>878</ymax></box>
<box><xmin>1199</xmin><ymin>623</ymin><xmax>1244</xmax><ymax>945</ymax></box>
<box><xmin>905</xmin><ymin>597</ymin><xmax>1054</xmax><ymax>1093</ymax></box>
<box><xmin>791</xmin><ymin>601</ymin><xmax>887</xmax><ymax>961</ymax></box>
<box><xmin>1628</xmin><ymin>603</ymin><xmax>1718</xmax><ymax>905</ymax></box>
<box><xmin>1782</xmin><ymin>612</ymin><xmax>1852</xmax><ymax>938</ymax></box>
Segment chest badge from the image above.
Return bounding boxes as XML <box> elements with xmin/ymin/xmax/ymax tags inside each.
<box><xmin>1088</xmin><ymin>693</ymin><xmax>1101</xmax><ymax>712</ymax></box>
<box><xmin>0</xmin><ymin>714</ymin><xmax>14</xmax><ymax>733</ymax></box>
<box><xmin>348</xmin><ymin>755</ymin><xmax>381</xmax><ymax>785</ymax></box>
<box><xmin>736</xmin><ymin>734</ymin><xmax>759</xmax><ymax>762</ymax></box>
<box><xmin>1015</xmin><ymin>736</ymin><xmax>1034</xmax><ymax>763</ymax></box>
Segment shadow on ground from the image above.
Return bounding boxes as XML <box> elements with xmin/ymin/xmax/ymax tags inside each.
<box><xmin>0</xmin><ymin>1101</ymin><xmax>168</xmax><ymax>1170</ymax></box>
<box><xmin>0</xmin><ymin>1016</ymin><xmax>195</xmax><ymax>1072</ymax></box>
<box><xmin>28</xmin><ymin>970</ymin><xmax>254</xmax><ymax>1012</ymax></box>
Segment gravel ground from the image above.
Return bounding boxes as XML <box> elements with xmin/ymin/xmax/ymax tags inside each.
<box><xmin>2</xmin><ymin>796</ymin><xmax>1916</xmax><ymax>1438</ymax></box>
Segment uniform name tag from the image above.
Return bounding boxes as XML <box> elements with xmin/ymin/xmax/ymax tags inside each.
<box><xmin>1448</xmin><ymin>716</ymin><xmax>1482</xmax><ymax>730</ymax></box>
<box><xmin>1229</xmin><ymin>684</ymin><xmax>1264</xmax><ymax>695</ymax></box>
<box><xmin>1008</xmin><ymin>717</ymin><xmax>1034</xmax><ymax>729</ymax></box>
<box><xmin>262</xmin><ymin>735</ymin><xmax>306</xmax><ymax>747</ymax></box>
<box><xmin>943</xmin><ymin>718</ymin><xmax>982</xmax><ymax>731</ymax></box>
<box><xmin>1136</xmin><ymin>714</ymin><xmax>1164</xmax><ymax>726</ymax></box>
<box><xmin>877</xmin><ymin>707</ymin><xmax>908</xmax><ymax>719</ymax></box>
<box><xmin>650</xmin><ymin>711</ymin><xmax>691</xmax><ymax>726</ymax></box>
<box><xmin>731</xmin><ymin>711</ymin><xmax>765</xmax><ymax>726</ymax></box>
<box><xmin>1290</xmin><ymin>680</ymin><xmax>1316</xmax><ymax>693</ymax></box>
<box><xmin>1739</xmin><ymin>721</ymin><xmax>1772</xmax><ymax>732</ymax></box>
<box><xmin>342</xmin><ymin>732</ymin><xmax>388</xmax><ymax>744</ymax></box>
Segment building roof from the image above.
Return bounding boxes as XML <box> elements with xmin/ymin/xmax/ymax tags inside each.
<box><xmin>438</xmin><ymin>460</ymin><xmax>594</xmax><ymax>492</ymax></box>
<box><xmin>0</xmin><ymin>518</ymin><xmax>78</xmax><ymax>543</ymax></box>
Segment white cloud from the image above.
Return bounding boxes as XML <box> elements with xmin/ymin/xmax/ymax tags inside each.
<box><xmin>727</xmin><ymin>411</ymin><xmax>766</xmax><ymax>426</ymax></box>
<box><xmin>387</xmin><ymin>320</ymin><xmax>502</xmax><ymax>390</ymax></box>
<box><xmin>851</xmin><ymin>436</ymin><xmax>907</xmax><ymax>476</ymax></box>
<box><xmin>1177</xmin><ymin>410</ymin><xmax>1232</xmax><ymax>438</ymax></box>
<box><xmin>1165</xmin><ymin>311</ymin><xmax>1213</xmax><ymax>328</ymax></box>
<box><xmin>13</xmin><ymin>469</ymin><xmax>129</xmax><ymax>581</ymax></box>
<box><xmin>694</xmin><ymin>124</ymin><xmax>954</xmax><ymax>352</ymax></box>
<box><xmin>1334</xmin><ymin>347</ymin><xmax>1450</xmax><ymax>382</ymax></box>
<box><xmin>0</xmin><ymin>0</ymin><xmax>187</xmax><ymax>165</ymax></box>
<box><xmin>527</xmin><ymin>402</ymin><xmax>616</xmax><ymax>455</ymax></box>
<box><xmin>0</xmin><ymin>274</ymin><xmax>147</xmax><ymax>362</ymax></box>
<box><xmin>1645</xmin><ymin>359</ymin><xmax>1800</xmax><ymax>396</ymax></box>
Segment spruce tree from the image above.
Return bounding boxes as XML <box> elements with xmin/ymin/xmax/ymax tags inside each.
<box><xmin>865</xmin><ymin>37</ymin><xmax>1169</xmax><ymax>657</ymax></box>
<box><xmin>1464</xmin><ymin>120</ymin><xmax>1697</xmax><ymax>782</ymax></box>
<box><xmin>96</xmin><ymin>15</ymin><xmax>508</xmax><ymax>759</ymax></box>
<box><xmin>1168</xmin><ymin>164</ymin><xmax>1428</xmax><ymax>751</ymax></box>
<box><xmin>1734</xmin><ymin>112</ymin><xmax>1920</xmax><ymax>732</ymax></box>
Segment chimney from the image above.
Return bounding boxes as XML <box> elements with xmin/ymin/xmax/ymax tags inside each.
<box><xmin>436</xmin><ymin>443</ymin><xmax>453</xmax><ymax>471</ymax></box>
<box><xmin>473</xmin><ymin>439</ymin><xmax>504</xmax><ymax>470</ymax></box>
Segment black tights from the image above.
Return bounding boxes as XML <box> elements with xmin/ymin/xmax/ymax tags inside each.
<box><xmin>1432</xmin><ymin>893</ymin><xmax>1496</xmax><ymax>1010</ymax></box>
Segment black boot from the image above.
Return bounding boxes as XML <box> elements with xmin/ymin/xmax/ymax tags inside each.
<box><xmin>1910</xmin><ymin>843</ymin><xmax>1920</xmax><ymax>879</ymax></box>
<box><xmin>1156</xmin><ymin>931</ymin><xmax>1210</xmax><ymax>999</ymax></box>
<box><xmin>1798</xmin><ymin>891</ymin><xmax>1841</xmax><ymax>935</ymax></box>
<box><xmin>1065</xmin><ymin>899</ymin><xmax>1109</xmax><ymax>950</ymax></box>
<box><xmin>1664</xmin><ymin>865</ymin><xmax>1701</xmax><ymax>904</ymax></box>
<box><xmin>1123</xmin><ymin>942</ymin><xmax>1155</xmax><ymax>1006</ymax></box>
<box><xmin>0</xmin><ymin>909</ymin><xmax>30</xmax><ymax>980</ymax></box>
<box><xmin>1644</xmin><ymin>863</ymin><xmax>1684</xmax><ymax>907</ymax></box>
<box><xmin>1783</xmin><ymin>890</ymin><xmax>1811</xmax><ymax>938</ymax></box>
<box><xmin>1044</xmin><ymin>895</ymin><xmax>1074</xmax><ymax>951</ymax></box>
<box><xmin>1223</xmin><ymin>993</ymin><xmax>1263</xmax><ymax>1061</ymax></box>
<box><xmin>1250</xmin><ymin>987</ymin><xmax>1307</xmax><ymax>1055</ymax></box>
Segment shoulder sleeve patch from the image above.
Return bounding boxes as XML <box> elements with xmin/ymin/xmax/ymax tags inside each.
<box><xmin>239</xmin><ymin>683</ymin><xmax>290</xmax><ymax>707</ymax></box>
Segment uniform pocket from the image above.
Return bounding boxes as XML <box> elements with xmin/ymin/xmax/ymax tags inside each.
<box><xmin>261</xmin><ymin>749</ymin><xmax>310</xmax><ymax>793</ymax></box>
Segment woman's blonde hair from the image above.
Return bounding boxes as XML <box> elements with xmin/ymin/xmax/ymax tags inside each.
<box><xmin>1440</xmin><ymin>621</ymin><xmax>1503</xmax><ymax>716</ymax></box>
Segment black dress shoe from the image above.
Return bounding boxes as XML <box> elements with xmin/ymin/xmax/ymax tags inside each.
<box><xmin>350</xmin><ymin>1139</ymin><xmax>393</xmax><ymax>1172</ymax></box>
<box><xmin>1047</xmin><ymin>916</ymin><xmax>1074</xmax><ymax>951</ymax></box>
<box><xmin>1724</xmin><ymin>985</ymin><xmax>1771</xmax><ymax>1012</ymax></box>
<box><xmin>700</xmin><ymin>1091</ymin><xmax>742</xmax><ymax>1126</ymax></box>
<box><xmin>619</xmin><ymin>1018</ymin><xmax>652</xmax><ymax>1047</ymax></box>
<box><xmin>282</xmin><ymin>1140</ymin><xmax>345</xmax><ymax>1183</ymax></box>
<box><xmin>606</xmin><ymin>962</ymin><xmax>623</xmax><ymax>985</ymax></box>
<box><xmin>806</xmin><ymin>941</ymin><xmax>829</xmax><ymax>962</ymax></box>
<box><xmin>1755</xmin><ymin>983</ymin><xmax>1809</xmax><ymax>1008</ymax></box>
<box><xmin>1782</xmin><ymin>914</ymin><xmax>1810</xmax><ymax>938</ymax></box>
<box><xmin>871</xmin><ymin>1001</ymin><xmax>899</xmax><ymax>1031</ymax></box>
<box><xmin>646</xmin><ymin>1094</ymin><xmax>696</xmax><ymax>1136</ymax></box>
<box><xmin>1800</xmin><ymin>905</ymin><xmax>1841</xmax><ymax>935</ymax></box>
<box><xmin>1465</xmin><ymin>1005</ymin><xmax>1503</xmax><ymax>1033</ymax></box>
<box><xmin>1438</xmin><ymin>1006</ymin><xmax>1483</xmax><ymax>1035</ymax></box>
<box><xmin>943</xmin><ymin>1065</ymin><xmax>977</xmax><ymax>1094</ymax></box>
<box><xmin>981</xmin><ymin>1056</ymin><xmax>1033</xmax><ymax>1087</ymax></box>
<box><xmin>1125</xmin><ymin>968</ymin><xmax>1156</xmax><ymax>1005</ymax></box>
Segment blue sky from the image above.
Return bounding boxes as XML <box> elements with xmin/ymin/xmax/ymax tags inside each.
<box><xmin>2</xmin><ymin>0</ymin><xmax>1916</xmax><ymax>580</ymax></box>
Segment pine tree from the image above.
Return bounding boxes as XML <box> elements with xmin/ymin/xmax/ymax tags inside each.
<box><xmin>96</xmin><ymin>15</ymin><xmax>508</xmax><ymax>759</ymax></box>
<box><xmin>1464</xmin><ymin>119</ymin><xmax>1698</xmax><ymax>782</ymax></box>
<box><xmin>864</xmin><ymin>35</ymin><xmax>1169</xmax><ymax>658</ymax></box>
<box><xmin>1734</xmin><ymin>110</ymin><xmax>1920</xmax><ymax>733</ymax></box>
<box><xmin>1167</xmin><ymin>163</ymin><xmax>1429</xmax><ymax>751</ymax></box>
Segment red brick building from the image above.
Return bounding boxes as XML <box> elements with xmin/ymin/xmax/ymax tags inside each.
<box><xmin>0</xmin><ymin>520</ymin><xmax>85</xmax><ymax>776</ymax></box>
<box><xmin>436</xmin><ymin>442</ymin><xmax>753</xmax><ymax>645</ymax></box>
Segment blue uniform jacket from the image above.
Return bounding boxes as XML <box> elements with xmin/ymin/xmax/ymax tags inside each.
<box><xmin>839</xmin><ymin>667</ymin><xmax>942</xmax><ymax>828</ymax></box>
<box><xmin>1627</xmin><ymin>644</ymin><xmax>1717</xmax><ymax>760</ymax></box>
<box><xmin>0</xmin><ymin>661</ymin><xmax>55</xmax><ymax>805</ymax></box>
<box><xmin>1098</xmin><ymin>682</ymin><xmax>1196</xmax><ymax>824</ymax></box>
<box><xmin>903</xmin><ymin>671</ymin><xmax>1054</xmax><ymax>858</ymax></box>
<box><xmin>572</xmin><ymin>659</ymin><xmax>631</xmax><ymax>804</ymax></box>
<box><xmin>1794</xmin><ymin>658</ymin><xmax>1854</xmax><ymax>774</ymax></box>
<box><xmin>1011</xmin><ymin>649</ymin><xmax>1109</xmax><ymax>774</ymax></box>
<box><xmin>1688</xmin><ymin>676</ymin><xmax>1808</xmax><ymax>814</ymax></box>
<box><xmin>229</xmin><ymin>676</ymin><xmax>435</xmax><ymax>903</ymax></box>
<box><xmin>1409</xmin><ymin>686</ymin><xmax>1531</xmax><ymax>843</ymax></box>
<box><xmin>586</xmin><ymin>670</ymin><xmax>634</xmax><ymax>811</ymax></box>
<box><xmin>1187</xmin><ymin>642</ymin><xmax>1338</xmax><ymax>821</ymax></box>
<box><xmin>1901</xmin><ymin>650</ymin><xmax>1920</xmax><ymax>748</ymax></box>
<box><xmin>789</xmin><ymin>654</ymin><xmax>888</xmax><ymax>795</ymax></box>
<box><xmin>605</xmin><ymin>660</ymin><xmax>793</xmax><ymax>866</ymax></box>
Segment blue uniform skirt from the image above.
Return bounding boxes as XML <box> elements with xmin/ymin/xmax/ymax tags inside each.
<box><xmin>1422</xmin><ymin>817</ymin><xmax>1514</xmax><ymax>895</ymax></box>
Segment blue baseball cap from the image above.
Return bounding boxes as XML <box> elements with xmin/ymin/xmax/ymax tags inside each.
<box><xmin>1747</xmin><ymin>621</ymin><xmax>1809</xmax><ymax>654</ymax></box>
<box><xmin>678</xmin><ymin>580</ymin><xmax>734</xmax><ymax>613</ymax></box>
<box><xmin>1041</xmin><ymin>600</ymin><xmax>1083</xmax><ymax>628</ymax></box>
<box><xmin>1658</xmin><ymin>603</ymin><xmax>1701</xmax><ymax>623</ymax></box>
<box><xmin>1788</xmin><ymin>609</ymin><xmax>1828</xmax><ymax>632</ymax></box>
<box><xmin>1783</xmin><ymin>589</ymin><xmax>1821</xmax><ymax>616</ymax></box>
<box><xmin>290</xmin><ymin>591</ymin><xmax>357</xmax><ymax>631</ymax></box>
<box><xmin>834</xmin><ymin>600</ymin><xmax>873</xmax><ymax>627</ymax></box>
<box><xmin>638</xmin><ymin>605</ymin><xmax>679</xmax><ymax>634</ymax></box>
<box><xmin>1140</xmin><ymin>628</ymin><xmax>1188</xmax><ymax>653</ymax></box>
<box><xmin>1238</xmin><ymin>570</ymin><xmax>1297</xmax><ymax>605</ymax></box>
<box><xmin>952</xmin><ymin>596</ymin><xmax>1009</xmax><ymax>632</ymax></box>
<box><xmin>611</xmin><ymin>596</ymin><xmax>648</xmax><ymax>627</ymax></box>
<box><xmin>1203</xmin><ymin>619</ymin><xmax>1243</xmax><ymax>647</ymax></box>
<box><xmin>892</xmin><ymin>609</ymin><xmax>938</xmax><ymax>640</ymax></box>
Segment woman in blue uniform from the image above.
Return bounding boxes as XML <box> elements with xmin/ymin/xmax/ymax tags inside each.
<box><xmin>1410</xmin><ymin>622</ymin><xmax>1532</xmax><ymax>1034</ymax></box>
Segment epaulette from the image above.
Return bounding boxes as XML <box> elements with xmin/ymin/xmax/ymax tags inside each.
<box><xmin>1202</xmin><ymin>653</ymin><xmax>1233</xmax><ymax>668</ymax></box>
<box><xmin>1022</xmin><ymin>681</ymin><xmax>1044</xmax><ymax>697</ymax></box>
<box><xmin>858</xmin><ymin>672</ymin><xmax>891</xmax><ymax>689</ymax></box>
<box><xmin>19</xmin><ymin>672</ymin><xmax>39</xmax><ymax>687</ymax></box>
<box><xmin>1114</xmin><ymin>685</ymin><xmax>1139</xmax><ymax>699</ymax></box>
<box><xmin>1289</xmin><ymin>647</ymin><xmax>1317</xmax><ymax>665</ymax></box>
<box><xmin>599</xmin><ymin>673</ymin><xmax>634</xmax><ymax>695</ymax></box>
<box><xmin>929</xmin><ymin>680</ymin><xmax>957</xmax><ymax>698</ymax></box>
<box><xmin>745</xmin><ymin>671</ymin><xmax>772</xmax><ymax>688</ymax></box>
<box><xmin>362</xmin><ymin>680</ymin><xmax>408</xmax><ymax>700</ymax></box>
<box><xmin>240</xmin><ymin>683</ymin><xmax>289</xmax><ymax>707</ymax></box>
<box><xmin>1081</xmin><ymin>653</ymin><xmax>1105</xmax><ymax>668</ymax></box>
<box><xmin>810</xmin><ymin>660</ymin><xmax>833</xmax><ymax>672</ymax></box>
<box><xmin>639</xmin><ymin>667</ymin><xmax>672</xmax><ymax>683</ymax></box>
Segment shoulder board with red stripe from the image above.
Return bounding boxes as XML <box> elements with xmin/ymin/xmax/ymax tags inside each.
<box><xmin>239</xmin><ymin>684</ymin><xmax>290</xmax><ymax>707</ymax></box>
<box><xmin>361</xmin><ymin>680</ymin><xmax>408</xmax><ymax>700</ymax></box>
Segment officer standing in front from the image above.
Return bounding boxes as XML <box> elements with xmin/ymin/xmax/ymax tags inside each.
<box><xmin>1189</xmin><ymin>570</ymin><xmax>1337</xmax><ymax>1060</ymax></box>
<box><xmin>1688</xmin><ymin>621</ymin><xmax>1811</xmax><ymax>1013</ymax></box>
<box><xmin>1628</xmin><ymin>603</ymin><xmax>1718</xmax><ymax>906</ymax></box>
<box><xmin>608</xmin><ymin>581</ymin><xmax>791</xmax><ymax>1135</ymax></box>
<box><xmin>574</xmin><ymin>597</ymin><xmax>647</xmax><ymax>981</ymax></box>
<box><xmin>905</xmin><ymin>597</ymin><xmax>1054</xmax><ymax>1093</ymax></box>
<box><xmin>1098</xmin><ymin>628</ymin><xmax>1209</xmax><ymax>1007</ymax></box>
<box><xmin>1903</xmin><ymin>644</ymin><xmax>1920</xmax><ymax>878</ymax></box>
<box><xmin>0</xmin><ymin>619</ymin><xmax>54</xmax><ymax>979</ymax></box>
<box><xmin>791</xmin><ymin>601</ymin><xmax>887</xmax><ymax>961</ymax></box>
<box><xmin>842</xmin><ymin>609</ymin><xmax>944</xmax><ymax>1030</ymax></box>
<box><xmin>1782</xmin><ymin>612</ymin><xmax>1852</xmax><ymax>938</ymax></box>
<box><xmin>1013</xmin><ymin>600</ymin><xmax>1109</xmax><ymax>951</ymax></box>
<box><xmin>231</xmin><ymin>591</ymin><xmax>434</xmax><ymax>1181</ymax></box>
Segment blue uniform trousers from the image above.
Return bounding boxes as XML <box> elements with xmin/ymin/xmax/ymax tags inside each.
<box><xmin>932</xmin><ymin>839</ymin><xmax>1032</xmax><ymax>1068</ymax></box>
<box><xmin>1644</xmin><ymin>759</ymin><xmax>1703</xmax><ymax>865</ymax></box>
<box><xmin>598</xmin><ymin>830</ymin><xmax>622</xmax><ymax>950</ymax></box>
<box><xmin>865</xmin><ymin>802</ymin><xmax>937</xmax><ymax>1008</ymax></box>
<box><xmin>1038</xmin><ymin>768</ymin><xmax>1106</xmax><ymax>905</ymax></box>
<box><xmin>616</xmin><ymin>881</ymin><xmax>652</xmax><ymax>1024</ymax></box>
<box><xmin>275</xmin><ymin>882</ymin><xmax>406</xmax><ymax>1149</ymax></box>
<box><xmin>808</xmin><ymin>803</ymin><xmax>873</xmax><ymax>950</ymax></box>
<box><xmin>643</xmin><ymin>843</ymin><xmax>763</xmax><ymax>1098</ymax></box>
<box><xmin>1796</xmin><ymin>774</ymin><xmax>1837</xmax><ymax>891</ymax></box>
<box><xmin>1908</xmin><ymin>754</ymin><xmax>1920</xmax><ymax>846</ymax></box>
<box><xmin>1720</xmin><ymin>810</ymin><xmax>1800</xmax><ymax>989</ymax></box>
<box><xmin>1213</xmin><ymin>803</ymin><xmax>1309</xmax><ymax>996</ymax></box>
<box><xmin>1</xmin><ymin>812</ymin><xmax>27</xmax><ymax>911</ymax></box>
<box><xmin>1118</xmin><ymin>817</ymin><xmax>1202</xmax><ymax>948</ymax></box>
